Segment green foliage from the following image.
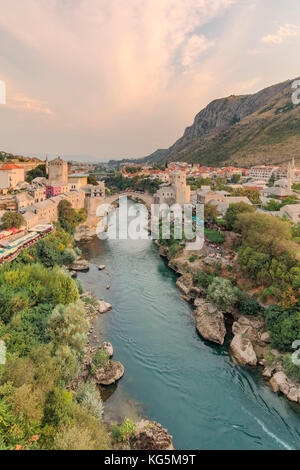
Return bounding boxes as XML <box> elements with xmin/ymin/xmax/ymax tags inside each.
<box><xmin>104</xmin><ymin>172</ymin><xmax>160</xmax><ymax>194</ymax></box>
<box><xmin>92</xmin><ymin>349</ymin><xmax>109</xmax><ymax>370</ymax></box>
<box><xmin>0</xmin><ymin>225</ymin><xmax>111</xmax><ymax>450</ymax></box>
<box><xmin>75</xmin><ymin>382</ymin><xmax>103</xmax><ymax>422</ymax></box>
<box><xmin>41</xmin><ymin>387</ymin><xmax>73</xmax><ymax>442</ymax></box>
<box><xmin>238</xmin><ymin>245</ymin><xmax>299</xmax><ymax>291</ymax></box>
<box><xmin>264</xmin><ymin>199</ymin><xmax>282</xmax><ymax>212</ymax></box>
<box><xmin>111</xmin><ymin>418</ymin><xmax>136</xmax><ymax>443</ymax></box>
<box><xmin>61</xmin><ymin>248</ymin><xmax>77</xmax><ymax>266</ymax></box>
<box><xmin>35</xmin><ymin>239</ymin><xmax>62</xmax><ymax>268</ymax></box>
<box><xmin>208</xmin><ymin>277</ymin><xmax>239</xmax><ymax>310</ymax></box>
<box><xmin>47</xmin><ymin>302</ymin><xmax>88</xmax><ymax>355</ymax></box>
<box><xmin>225</xmin><ymin>202</ymin><xmax>255</xmax><ymax>231</ymax></box>
<box><xmin>264</xmin><ymin>305</ymin><xmax>300</xmax><ymax>351</ymax></box>
<box><xmin>282</xmin><ymin>354</ymin><xmax>300</xmax><ymax>380</ymax></box>
<box><xmin>205</xmin><ymin>203</ymin><xmax>219</xmax><ymax>223</ymax></box>
<box><xmin>236</xmin><ymin>291</ymin><xmax>261</xmax><ymax>316</ymax></box>
<box><xmin>1</xmin><ymin>211</ymin><xmax>25</xmax><ymax>229</ymax></box>
<box><xmin>204</xmin><ymin>229</ymin><xmax>225</xmax><ymax>243</ymax></box>
<box><xmin>235</xmin><ymin>212</ymin><xmax>293</xmax><ymax>257</ymax></box>
<box><xmin>25</xmin><ymin>164</ymin><xmax>46</xmax><ymax>183</ymax></box>
<box><xmin>194</xmin><ymin>270</ymin><xmax>215</xmax><ymax>289</ymax></box>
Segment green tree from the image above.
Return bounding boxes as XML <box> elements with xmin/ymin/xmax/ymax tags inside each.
<box><xmin>235</xmin><ymin>212</ymin><xmax>293</xmax><ymax>258</ymax></box>
<box><xmin>225</xmin><ymin>202</ymin><xmax>255</xmax><ymax>230</ymax></box>
<box><xmin>208</xmin><ymin>277</ymin><xmax>239</xmax><ymax>310</ymax></box>
<box><xmin>1</xmin><ymin>211</ymin><xmax>25</xmax><ymax>229</ymax></box>
<box><xmin>25</xmin><ymin>164</ymin><xmax>46</xmax><ymax>183</ymax></box>
<box><xmin>35</xmin><ymin>239</ymin><xmax>62</xmax><ymax>268</ymax></box>
<box><xmin>47</xmin><ymin>302</ymin><xmax>88</xmax><ymax>354</ymax></box>
<box><xmin>205</xmin><ymin>203</ymin><xmax>219</xmax><ymax>223</ymax></box>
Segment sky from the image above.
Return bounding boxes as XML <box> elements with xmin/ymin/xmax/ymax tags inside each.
<box><xmin>0</xmin><ymin>0</ymin><xmax>300</xmax><ymax>161</ymax></box>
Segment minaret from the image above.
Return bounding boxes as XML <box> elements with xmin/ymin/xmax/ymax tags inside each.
<box><xmin>292</xmin><ymin>158</ymin><xmax>295</xmax><ymax>184</ymax></box>
<box><xmin>287</xmin><ymin>162</ymin><xmax>292</xmax><ymax>190</ymax></box>
<box><xmin>45</xmin><ymin>155</ymin><xmax>49</xmax><ymax>177</ymax></box>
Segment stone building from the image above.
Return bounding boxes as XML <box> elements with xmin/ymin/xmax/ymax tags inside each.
<box><xmin>0</xmin><ymin>164</ymin><xmax>25</xmax><ymax>190</ymax></box>
<box><xmin>48</xmin><ymin>157</ymin><xmax>68</xmax><ymax>185</ymax></box>
<box><xmin>68</xmin><ymin>174</ymin><xmax>88</xmax><ymax>189</ymax></box>
<box><xmin>31</xmin><ymin>200</ymin><xmax>57</xmax><ymax>224</ymax></box>
<box><xmin>82</xmin><ymin>183</ymin><xmax>105</xmax><ymax>216</ymax></box>
<box><xmin>154</xmin><ymin>172</ymin><xmax>191</xmax><ymax>206</ymax></box>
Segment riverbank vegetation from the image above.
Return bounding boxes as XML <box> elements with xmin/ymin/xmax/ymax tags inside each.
<box><xmin>0</xmin><ymin>226</ymin><xmax>111</xmax><ymax>450</ymax></box>
<box><xmin>159</xmin><ymin>200</ymin><xmax>300</xmax><ymax>383</ymax></box>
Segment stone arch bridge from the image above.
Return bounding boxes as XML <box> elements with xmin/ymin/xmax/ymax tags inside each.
<box><xmin>104</xmin><ymin>191</ymin><xmax>154</xmax><ymax>208</ymax></box>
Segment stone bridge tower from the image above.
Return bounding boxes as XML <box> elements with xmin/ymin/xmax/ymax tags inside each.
<box><xmin>170</xmin><ymin>172</ymin><xmax>191</xmax><ymax>205</ymax></box>
<box><xmin>48</xmin><ymin>157</ymin><xmax>68</xmax><ymax>185</ymax></box>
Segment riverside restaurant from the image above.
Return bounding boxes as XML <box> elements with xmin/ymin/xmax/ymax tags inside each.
<box><xmin>0</xmin><ymin>224</ymin><xmax>53</xmax><ymax>265</ymax></box>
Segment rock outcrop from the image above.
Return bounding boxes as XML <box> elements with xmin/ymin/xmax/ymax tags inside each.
<box><xmin>269</xmin><ymin>371</ymin><xmax>300</xmax><ymax>403</ymax></box>
<box><xmin>94</xmin><ymin>361</ymin><xmax>124</xmax><ymax>386</ymax></box>
<box><xmin>130</xmin><ymin>420</ymin><xmax>175</xmax><ymax>451</ymax></box>
<box><xmin>232</xmin><ymin>316</ymin><xmax>265</xmax><ymax>346</ymax></box>
<box><xmin>230</xmin><ymin>335</ymin><xmax>257</xmax><ymax>366</ymax></box>
<box><xmin>98</xmin><ymin>301</ymin><xmax>112</xmax><ymax>314</ymax></box>
<box><xmin>71</xmin><ymin>259</ymin><xmax>90</xmax><ymax>271</ymax></box>
<box><xmin>194</xmin><ymin>299</ymin><xmax>226</xmax><ymax>345</ymax></box>
<box><xmin>176</xmin><ymin>273</ymin><xmax>194</xmax><ymax>296</ymax></box>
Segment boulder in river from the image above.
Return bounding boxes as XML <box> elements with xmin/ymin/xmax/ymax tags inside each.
<box><xmin>130</xmin><ymin>420</ymin><xmax>175</xmax><ymax>450</ymax></box>
<box><xmin>98</xmin><ymin>301</ymin><xmax>112</xmax><ymax>314</ymax></box>
<box><xmin>71</xmin><ymin>259</ymin><xmax>90</xmax><ymax>272</ymax></box>
<box><xmin>98</xmin><ymin>265</ymin><xmax>106</xmax><ymax>271</ymax></box>
<box><xmin>230</xmin><ymin>335</ymin><xmax>257</xmax><ymax>366</ymax></box>
<box><xmin>94</xmin><ymin>360</ymin><xmax>124</xmax><ymax>386</ymax></box>
<box><xmin>194</xmin><ymin>300</ymin><xmax>226</xmax><ymax>345</ymax></box>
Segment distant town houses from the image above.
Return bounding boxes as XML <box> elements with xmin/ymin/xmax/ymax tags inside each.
<box><xmin>0</xmin><ymin>155</ymin><xmax>106</xmax><ymax>227</ymax></box>
<box><xmin>1</xmin><ymin>154</ymin><xmax>300</xmax><ymax>254</ymax></box>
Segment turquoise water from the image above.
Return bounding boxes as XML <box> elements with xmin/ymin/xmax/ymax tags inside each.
<box><xmin>78</xmin><ymin>200</ymin><xmax>300</xmax><ymax>450</ymax></box>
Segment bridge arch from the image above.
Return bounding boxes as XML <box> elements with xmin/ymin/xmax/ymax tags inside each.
<box><xmin>104</xmin><ymin>191</ymin><xmax>154</xmax><ymax>208</ymax></box>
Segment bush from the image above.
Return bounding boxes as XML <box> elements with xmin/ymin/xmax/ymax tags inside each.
<box><xmin>204</xmin><ymin>229</ymin><xmax>225</xmax><ymax>244</ymax></box>
<box><xmin>264</xmin><ymin>305</ymin><xmax>300</xmax><ymax>351</ymax></box>
<box><xmin>61</xmin><ymin>249</ymin><xmax>77</xmax><ymax>266</ymax></box>
<box><xmin>282</xmin><ymin>354</ymin><xmax>300</xmax><ymax>380</ymax></box>
<box><xmin>208</xmin><ymin>277</ymin><xmax>239</xmax><ymax>310</ymax></box>
<box><xmin>194</xmin><ymin>270</ymin><xmax>215</xmax><ymax>289</ymax></box>
<box><xmin>111</xmin><ymin>418</ymin><xmax>136</xmax><ymax>443</ymax></box>
<box><xmin>1</xmin><ymin>212</ymin><xmax>25</xmax><ymax>229</ymax></box>
<box><xmin>237</xmin><ymin>292</ymin><xmax>261</xmax><ymax>316</ymax></box>
<box><xmin>92</xmin><ymin>349</ymin><xmax>109</xmax><ymax>370</ymax></box>
<box><xmin>76</xmin><ymin>381</ymin><xmax>103</xmax><ymax>422</ymax></box>
<box><xmin>47</xmin><ymin>302</ymin><xmax>88</xmax><ymax>355</ymax></box>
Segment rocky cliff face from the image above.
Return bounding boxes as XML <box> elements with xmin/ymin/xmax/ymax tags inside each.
<box><xmin>143</xmin><ymin>77</ymin><xmax>300</xmax><ymax>166</ymax></box>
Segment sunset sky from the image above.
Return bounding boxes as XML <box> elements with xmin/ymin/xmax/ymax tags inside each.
<box><xmin>0</xmin><ymin>0</ymin><xmax>300</xmax><ymax>161</ymax></box>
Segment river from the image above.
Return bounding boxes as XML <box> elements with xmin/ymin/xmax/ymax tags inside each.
<box><xmin>78</xmin><ymin>198</ymin><xmax>300</xmax><ymax>450</ymax></box>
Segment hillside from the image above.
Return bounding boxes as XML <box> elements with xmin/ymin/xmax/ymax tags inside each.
<box><xmin>143</xmin><ymin>78</ymin><xmax>300</xmax><ymax>167</ymax></box>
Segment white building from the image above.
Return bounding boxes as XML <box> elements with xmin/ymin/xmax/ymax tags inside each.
<box><xmin>0</xmin><ymin>164</ymin><xmax>25</xmax><ymax>190</ymax></box>
<box><xmin>248</xmin><ymin>166</ymin><xmax>279</xmax><ymax>181</ymax></box>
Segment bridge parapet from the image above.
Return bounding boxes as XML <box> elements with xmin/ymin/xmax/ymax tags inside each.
<box><xmin>104</xmin><ymin>192</ymin><xmax>154</xmax><ymax>207</ymax></box>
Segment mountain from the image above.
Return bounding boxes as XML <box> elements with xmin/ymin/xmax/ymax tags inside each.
<box><xmin>143</xmin><ymin>78</ymin><xmax>300</xmax><ymax>167</ymax></box>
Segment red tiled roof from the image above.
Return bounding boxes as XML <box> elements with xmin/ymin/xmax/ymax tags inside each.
<box><xmin>0</xmin><ymin>164</ymin><xmax>23</xmax><ymax>170</ymax></box>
